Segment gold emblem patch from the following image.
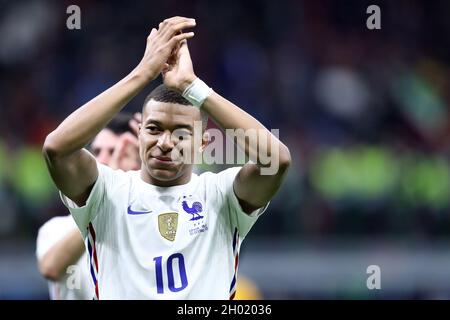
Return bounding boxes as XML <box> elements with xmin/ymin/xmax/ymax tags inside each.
<box><xmin>158</xmin><ymin>212</ymin><xmax>178</xmax><ymax>241</ymax></box>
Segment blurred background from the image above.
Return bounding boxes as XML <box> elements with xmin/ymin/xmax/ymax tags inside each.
<box><xmin>1</xmin><ymin>0</ymin><xmax>450</xmax><ymax>299</ymax></box>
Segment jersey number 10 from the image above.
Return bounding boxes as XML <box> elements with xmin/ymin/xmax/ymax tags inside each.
<box><xmin>153</xmin><ymin>253</ymin><xmax>188</xmax><ymax>294</ymax></box>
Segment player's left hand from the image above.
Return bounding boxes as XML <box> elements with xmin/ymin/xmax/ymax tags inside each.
<box><xmin>162</xmin><ymin>40</ymin><xmax>197</xmax><ymax>93</ymax></box>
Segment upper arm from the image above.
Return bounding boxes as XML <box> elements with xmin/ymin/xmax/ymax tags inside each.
<box><xmin>43</xmin><ymin>145</ymin><xmax>98</xmax><ymax>207</ymax></box>
<box><xmin>233</xmin><ymin>157</ymin><xmax>291</xmax><ymax>214</ymax></box>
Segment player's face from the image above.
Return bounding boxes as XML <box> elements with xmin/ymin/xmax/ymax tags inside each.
<box><xmin>91</xmin><ymin>129</ymin><xmax>119</xmax><ymax>165</ymax></box>
<box><xmin>139</xmin><ymin>100</ymin><xmax>203</xmax><ymax>186</ymax></box>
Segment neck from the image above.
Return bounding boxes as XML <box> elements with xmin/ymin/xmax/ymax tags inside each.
<box><xmin>140</xmin><ymin>168</ymin><xmax>192</xmax><ymax>187</ymax></box>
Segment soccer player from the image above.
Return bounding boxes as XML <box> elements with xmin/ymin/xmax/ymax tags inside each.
<box><xmin>36</xmin><ymin>113</ymin><xmax>140</xmax><ymax>299</ymax></box>
<box><xmin>42</xmin><ymin>16</ymin><xmax>291</xmax><ymax>299</ymax></box>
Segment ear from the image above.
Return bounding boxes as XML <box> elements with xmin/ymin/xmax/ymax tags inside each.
<box><xmin>199</xmin><ymin>131</ymin><xmax>210</xmax><ymax>153</ymax></box>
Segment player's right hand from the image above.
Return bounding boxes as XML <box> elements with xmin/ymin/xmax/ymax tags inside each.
<box><xmin>109</xmin><ymin>132</ymin><xmax>140</xmax><ymax>171</ymax></box>
<box><xmin>129</xmin><ymin>112</ymin><xmax>141</xmax><ymax>137</ymax></box>
<box><xmin>137</xmin><ymin>17</ymin><xmax>196</xmax><ymax>81</ymax></box>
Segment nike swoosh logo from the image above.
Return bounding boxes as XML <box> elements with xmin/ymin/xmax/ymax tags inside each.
<box><xmin>127</xmin><ymin>205</ymin><xmax>152</xmax><ymax>215</ymax></box>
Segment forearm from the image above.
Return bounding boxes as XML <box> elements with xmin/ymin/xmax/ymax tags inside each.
<box><xmin>39</xmin><ymin>229</ymin><xmax>85</xmax><ymax>281</ymax></box>
<box><xmin>45</xmin><ymin>16</ymin><xmax>196</xmax><ymax>157</ymax></box>
<box><xmin>44</xmin><ymin>68</ymin><xmax>150</xmax><ymax>157</ymax></box>
<box><xmin>201</xmin><ymin>91</ymin><xmax>290</xmax><ymax>168</ymax></box>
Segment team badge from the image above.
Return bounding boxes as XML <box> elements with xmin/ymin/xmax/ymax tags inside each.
<box><xmin>158</xmin><ymin>212</ymin><xmax>178</xmax><ymax>241</ymax></box>
<box><xmin>181</xmin><ymin>195</ymin><xmax>204</xmax><ymax>221</ymax></box>
<box><xmin>179</xmin><ymin>195</ymin><xmax>208</xmax><ymax>236</ymax></box>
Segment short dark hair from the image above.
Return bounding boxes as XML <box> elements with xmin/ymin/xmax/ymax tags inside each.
<box><xmin>106</xmin><ymin>112</ymin><xmax>133</xmax><ymax>134</ymax></box>
<box><xmin>144</xmin><ymin>84</ymin><xmax>192</xmax><ymax>106</ymax></box>
<box><xmin>142</xmin><ymin>84</ymin><xmax>208</xmax><ymax>131</ymax></box>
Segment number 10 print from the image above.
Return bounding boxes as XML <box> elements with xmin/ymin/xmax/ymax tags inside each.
<box><xmin>153</xmin><ymin>253</ymin><xmax>188</xmax><ymax>294</ymax></box>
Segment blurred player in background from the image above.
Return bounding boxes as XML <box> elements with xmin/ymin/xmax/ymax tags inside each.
<box><xmin>42</xmin><ymin>16</ymin><xmax>290</xmax><ymax>299</ymax></box>
<box><xmin>36</xmin><ymin>113</ymin><xmax>140</xmax><ymax>299</ymax></box>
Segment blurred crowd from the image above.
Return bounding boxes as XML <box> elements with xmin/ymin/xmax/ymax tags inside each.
<box><xmin>0</xmin><ymin>0</ymin><xmax>450</xmax><ymax>243</ymax></box>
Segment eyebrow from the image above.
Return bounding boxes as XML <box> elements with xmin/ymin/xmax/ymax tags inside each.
<box><xmin>145</xmin><ymin>120</ymin><xmax>193</xmax><ymax>131</ymax></box>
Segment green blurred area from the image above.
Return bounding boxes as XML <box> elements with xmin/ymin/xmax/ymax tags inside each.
<box><xmin>0</xmin><ymin>141</ymin><xmax>6</xmax><ymax>181</ymax></box>
<box><xmin>310</xmin><ymin>146</ymin><xmax>450</xmax><ymax>210</ymax></box>
<box><xmin>1</xmin><ymin>144</ymin><xmax>55</xmax><ymax>206</ymax></box>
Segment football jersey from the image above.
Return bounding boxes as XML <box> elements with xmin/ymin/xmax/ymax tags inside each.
<box><xmin>36</xmin><ymin>216</ymin><xmax>92</xmax><ymax>300</ymax></box>
<box><xmin>60</xmin><ymin>163</ymin><xmax>267</xmax><ymax>299</ymax></box>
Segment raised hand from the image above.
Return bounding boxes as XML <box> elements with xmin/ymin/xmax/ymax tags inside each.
<box><xmin>137</xmin><ymin>17</ymin><xmax>196</xmax><ymax>81</ymax></box>
<box><xmin>128</xmin><ymin>112</ymin><xmax>141</xmax><ymax>137</ymax></box>
<box><xmin>109</xmin><ymin>132</ymin><xmax>140</xmax><ymax>171</ymax></box>
<box><xmin>162</xmin><ymin>40</ymin><xmax>197</xmax><ymax>93</ymax></box>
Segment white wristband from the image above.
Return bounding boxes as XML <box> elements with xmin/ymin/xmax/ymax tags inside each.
<box><xmin>182</xmin><ymin>78</ymin><xmax>213</xmax><ymax>108</ymax></box>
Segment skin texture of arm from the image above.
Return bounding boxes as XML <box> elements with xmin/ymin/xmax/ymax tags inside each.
<box><xmin>43</xmin><ymin>17</ymin><xmax>196</xmax><ymax>207</ymax></box>
<box><xmin>202</xmin><ymin>92</ymin><xmax>291</xmax><ymax>212</ymax></box>
<box><xmin>163</xmin><ymin>41</ymin><xmax>291</xmax><ymax>213</ymax></box>
<box><xmin>38</xmin><ymin>229</ymin><xmax>85</xmax><ymax>281</ymax></box>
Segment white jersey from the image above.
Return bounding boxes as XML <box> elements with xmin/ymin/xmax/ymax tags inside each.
<box><xmin>36</xmin><ymin>216</ymin><xmax>92</xmax><ymax>300</ymax></box>
<box><xmin>60</xmin><ymin>163</ymin><xmax>267</xmax><ymax>299</ymax></box>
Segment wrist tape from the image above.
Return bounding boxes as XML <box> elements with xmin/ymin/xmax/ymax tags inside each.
<box><xmin>182</xmin><ymin>78</ymin><xmax>213</xmax><ymax>108</ymax></box>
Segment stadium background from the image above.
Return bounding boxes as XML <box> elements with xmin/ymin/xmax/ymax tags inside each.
<box><xmin>1</xmin><ymin>0</ymin><xmax>450</xmax><ymax>299</ymax></box>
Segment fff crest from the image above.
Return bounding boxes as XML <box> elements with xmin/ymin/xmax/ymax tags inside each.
<box><xmin>158</xmin><ymin>212</ymin><xmax>178</xmax><ymax>241</ymax></box>
<box><xmin>181</xmin><ymin>195</ymin><xmax>204</xmax><ymax>221</ymax></box>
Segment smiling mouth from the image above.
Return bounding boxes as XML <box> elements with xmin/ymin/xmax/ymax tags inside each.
<box><xmin>150</xmin><ymin>156</ymin><xmax>180</xmax><ymax>167</ymax></box>
<box><xmin>154</xmin><ymin>156</ymin><xmax>172</xmax><ymax>162</ymax></box>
